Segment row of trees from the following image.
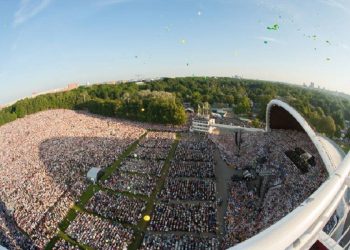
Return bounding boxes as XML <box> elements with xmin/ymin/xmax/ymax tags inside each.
<box><xmin>143</xmin><ymin>77</ymin><xmax>350</xmax><ymax>137</ymax></box>
<box><xmin>1</xmin><ymin>77</ymin><xmax>349</xmax><ymax>138</ymax></box>
<box><xmin>0</xmin><ymin>85</ymin><xmax>186</xmax><ymax>126</ymax></box>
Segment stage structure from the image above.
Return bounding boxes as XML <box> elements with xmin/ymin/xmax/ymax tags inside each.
<box><xmin>231</xmin><ymin>99</ymin><xmax>349</xmax><ymax>250</ymax></box>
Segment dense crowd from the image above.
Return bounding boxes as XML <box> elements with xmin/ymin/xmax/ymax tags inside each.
<box><xmin>31</xmin><ymin>192</ymin><xmax>74</xmax><ymax>248</ymax></box>
<box><xmin>149</xmin><ymin>203</ymin><xmax>217</xmax><ymax>233</ymax></box>
<box><xmin>52</xmin><ymin>239</ymin><xmax>80</xmax><ymax>250</ymax></box>
<box><xmin>141</xmin><ymin>233</ymin><xmax>220</xmax><ymax>250</ymax></box>
<box><xmin>0</xmin><ymin>110</ymin><xmax>145</xmax><ymax>248</ymax></box>
<box><xmin>158</xmin><ymin>179</ymin><xmax>216</xmax><ymax>201</ymax></box>
<box><xmin>169</xmin><ymin>161</ymin><xmax>215</xmax><ymax>178</ymax></box>
<box><xmin>144</xmin><ymin>134</ymin><xmax>219</xmax><ymax>248</ymax></box>
<box><xmin>102</xmin><ymin>132</ymin><xmax>176</xmax><ymax>199</ymax></box>
<box><xmin>174</xmin><ymin>136</ymin><xmax>214</xmax><ymax>162</ymax></box>
<box><xmin>0</xmin><ymin>107</ymin><xmax>332</xmax><ymax>249</ymax></box>
<box><xmin>103</xmin><ymin>171</ymin><xmax>157</xmax><ymax>196</ymax></box>
<box><xmin>139</xmin><ymin>131</ymin><xmax>175</xmax><ymax>148</ymax></box>
<box><xmin>133</xmin><ymin>146</ymin><xmax>170</xmax><ymax>160</ymax></box>
<box><xmin>85</xmin><ymin>190</ymin><xmax>146</xmax><ymax>225</ymax></box>
<box><xmin>220</xmin><ymin>129</ymin><xmax>328</xmax><ymax>247</ymax></box>
<box><xmin>120</xmin><ymin>158</ymin><xmax>164</xmax><ymax>176</ymax></box>
<box><xmin>66</xmin><ymin>213</ymin><xmax>134</xmax><ymax>249</ymax></box>
<box><xmin>0</xmin><ymin>200</ymin><xmax>33</xmax><ymax>250</ymax></box>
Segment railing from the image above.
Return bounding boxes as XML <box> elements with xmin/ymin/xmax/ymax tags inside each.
<box><xmin>230</xmin><ymin>152</ymin><xmax>350</xmax><ymax>250</ymax></box>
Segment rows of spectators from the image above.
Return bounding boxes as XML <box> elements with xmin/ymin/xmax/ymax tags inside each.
<box><xmin>103</xmin><ymin>171</ymin><xmax>157</xmax><ymax>196</ymax></box>
<box><xmin>174</xmin><ymin>136</ymin><xmax>214</xmax><ymax>162</ymax></box>
<box><xmin>169</xmin><ymin>161</ymin><xmax>215</xmax><ymax>178</ymax></box>
<box><xmin>139</xmin><ymin>131</ymin><xmax>175</xmax><ymax>148</ymax></box>
<box><xmin>0</xmin><ymin>109</ymin><xmax>145</xmax><ymax>248</ymax></box>
<box><xmin>66</xmin><ymin>213</ymin><xmax>134</xmax><ymax>249</ymax></box>
<box><xmin>141</xmin><ymin>233</ymin><xmax>219</xmax><ymax>250</ymax></box>
<box><xmin>52</xmin><ymin>239</ymin><xmax>80</xmax><ymax>250</ymax></box>
<box><xmin>120</xmin><ymin>158</ymin><xmax>164</xmax><ymax>176</ymax></box>
<box><xmin>145</xmin><ymin>133</ymin><xmax>219</xmax><ymax>248</ymax></box>
<box><xmin>31</xmin><ymin>192</ymin><xmax>74</xmax><ymax>248</ymax></box>
<box><xmin>149</xmin><ymin>203</ymin><xmax>217</xmax><ymax>233</ymax></box>
<box><xmin>0</xmin><ymin>200</ymin><xmax>33</xmax><ymax>249</ymax></box>
<box><xmin>133</xmin><ymin>146</ymin><xmax>170</xmax><ymax>160</ymax></box>
<box><xmin>220</xmin><ymin>129</ymin><xmax>328</xmax><ymax>248</ymax></box>
<box><xmin>85</xmin><ymin>190</ymin><xmax>146</xmax><ymax>225</ymax></box>
<box><xmin>158</xmin><ymin>179</ymin><xmax>216</xmax><ymax>201</ymax></box>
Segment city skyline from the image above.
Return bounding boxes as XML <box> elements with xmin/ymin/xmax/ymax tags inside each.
<box><xmin>0</xmin><ymin>0</ymin><xmax>350</xmax><ymax>104</ymax></box>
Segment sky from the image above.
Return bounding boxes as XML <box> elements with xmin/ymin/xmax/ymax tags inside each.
<box><xmin>0</xmin><ymin>0</ymin><xmax>349</xmax><ymax>104</ymax></box>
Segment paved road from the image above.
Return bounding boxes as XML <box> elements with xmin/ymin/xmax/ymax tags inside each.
<box><xmin>213</xmin><ymin>148</ymin><xmax>239</xmax><ymax>239</ymax></box>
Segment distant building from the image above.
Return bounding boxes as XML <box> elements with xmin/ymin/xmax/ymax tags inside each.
<box><xmin>185</xmin><ymin>108</ymin><xmax>195</xmax><ymax>113</ymax></box>
<box><xmin>135</xmin><ymin>81</ymin><xmax>145</xmax><ymax>85</ymax></box>
<box><xmin>67</xmin><ymin>83</ymin><xmax>78</xmax><ymax>90</ymax></box>
<box><xmin>211</xmin><ymin>108</ymin><xmax>227</xmax><ymax>118</ymax></box>
<box><xmin>310</xmin><ymin>82</ymin><xmax>315</xmax><ymax>88</ymax></box>
<box><xmin>190</xmin><ymin>117</ymin><xmax>215</xmax><ymax>133</ymax></box>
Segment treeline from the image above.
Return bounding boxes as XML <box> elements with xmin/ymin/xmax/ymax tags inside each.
<box><xmin>0</xmin><ymin>84</ymin><xmax>186</xmax><ymax>126</ymax></box>
<box><xmin>142</xmin><ymin>77</ymin><xmax>350</xmax><ymax>137</ymax></box>
<box><xmin>1</xmin><ymin>77</ymin><xmax>349</xmax><ymax>138</ymax></box>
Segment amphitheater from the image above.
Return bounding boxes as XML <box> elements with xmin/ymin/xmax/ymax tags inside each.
<box><xmin>0</xmin><ymin>99</ymin><xmax>349</xmax><ymax>250</ymax></box>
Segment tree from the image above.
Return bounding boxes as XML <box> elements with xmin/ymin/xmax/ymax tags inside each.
<box><xmin>318</xmin><ymin>116</ymin><xmax>336</xmax><ymax>137</ymax></box>
<box><xmin>251</xmin><ymin>118</ymin><xmax>262</xmax><ymax>128</ymax></box>
<box><xmin>234</xmin><ymin>96</ymin><xmax>252</xmax><ymax>114</ymax></box>
<box><xmin>345</xmin><ymin>128</ymin><xmax>350</xmax><ymax>139</ymax></box>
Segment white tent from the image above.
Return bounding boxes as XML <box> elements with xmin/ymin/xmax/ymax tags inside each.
<box><xmin>87</xmin><ymin>167</ymin><xmax>102</xmax><ymax>183</ymax></box>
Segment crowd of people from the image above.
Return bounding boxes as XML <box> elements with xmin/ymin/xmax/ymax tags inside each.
<box><xmin>120</xmin><ymin>158</ymin><xmax>164</xmax><ymax>176</ymax></box>
<box><xmin>141</xmin><ymin>233</ymin><xmax>220</xmax><ymax>250</ymax></box>
<box><xmin>0</xmin><ymin>109</ymin><xmax>145</xmax><ymax>248</ymax></box>
<box><xmin>0</xmin><ymin>200</ymin><xmax>34</xmax><ymax>250</ymax></box>
<box><xmin>102</xmin><ymin>132</ymin><xmax>175</xmax><ymax>198</ymax></box>
<box><xmin>103</xmin><ymin>171</ymin><xmax>157</xmax><ymax>196</ymax></box>
<box><xmin>220</xmin><ymin>129</ymin><xmax>328</xmax><ymax>247</ymax></box>
<box><xmin>86</xmin><ymin>190</ymin><xmax>146</xmax><ymax>225</ymax></box>
<box><xmin>0</xmin><ymin>107</ymin><xmax>332</xmax><ymax>249</ymax></box>
<box><xmin>66</xmin><ymin>213</ymin><xmax>134</xmax><ymax>250</ymax></box>
<box><xmin>145</xmin><ymin>134</ymin><xmax>219</xmax><ymax>248</ymax></box>
<box><xmin>169</xmin><ymin>161</ymin><xmax>215</xmax><ymax>178</ymax></box>
<box><xmin>133</xmin><ymin>146</ymin><xmax>170</xmax><ymax>160</ymax></box>
<box><xmin>31</xmin><ymin>192</ymin><xmax>74</xmax><ymax>248</ymax></box>
<box><xmin>158</xmin><ymin>179</ymin><xmax>216</xmax><ymax>201</ymax></box>
<box><xmin>149</xmin><ymin>203</ymin><xmax>217</xmax><ymax>233</ymax></box>
<box><xmin>52</xmin><ymin>239</ymin><xmax>80</xmax><ymax>250</ymax></box>
<box><xmin>174</xmin><ymin>136</ymin><xmax>214</xmax><ymax>162</ymax></box>
<box><xmin>139</xmin><ymin>131</ymin><xmax>175</xmax><ymax>148</ymax></box>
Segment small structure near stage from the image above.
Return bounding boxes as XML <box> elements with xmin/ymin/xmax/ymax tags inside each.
<box><xmin>87</xmin><ymin>167</ymin><xmax>103</xmax><ymax>183</ymax></box>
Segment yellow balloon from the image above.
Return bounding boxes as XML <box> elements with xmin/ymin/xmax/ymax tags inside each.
<box><xmin>143</xmin><ymin>215</ymin><xmax>151</xmax><ymax>222</ymax></box>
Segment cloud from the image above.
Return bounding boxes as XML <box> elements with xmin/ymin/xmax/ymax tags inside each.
<box><xmin>14</xmin><ymin>0</ymin><xmax>53</xmax><ymax>26</ymax></box>
<box><xmin>321</xmin><ymin>0</ymin><xmax>350</xmax><ymax>13</ymax></box>
<box><xmin>96</xmin><ymin>0</ymin><xmax>132</xmax><ymax>6</ymax></box>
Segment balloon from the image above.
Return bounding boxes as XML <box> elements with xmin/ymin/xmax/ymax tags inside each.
<box><xmin>144</xmin><ymin>215</ymin><xmax>151</xmax><ymax>221</ymax></box>
<box><xmin>267</xmin><ymin>24</ymin><xmax>279</xmax><ymax>31</ymax></box>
